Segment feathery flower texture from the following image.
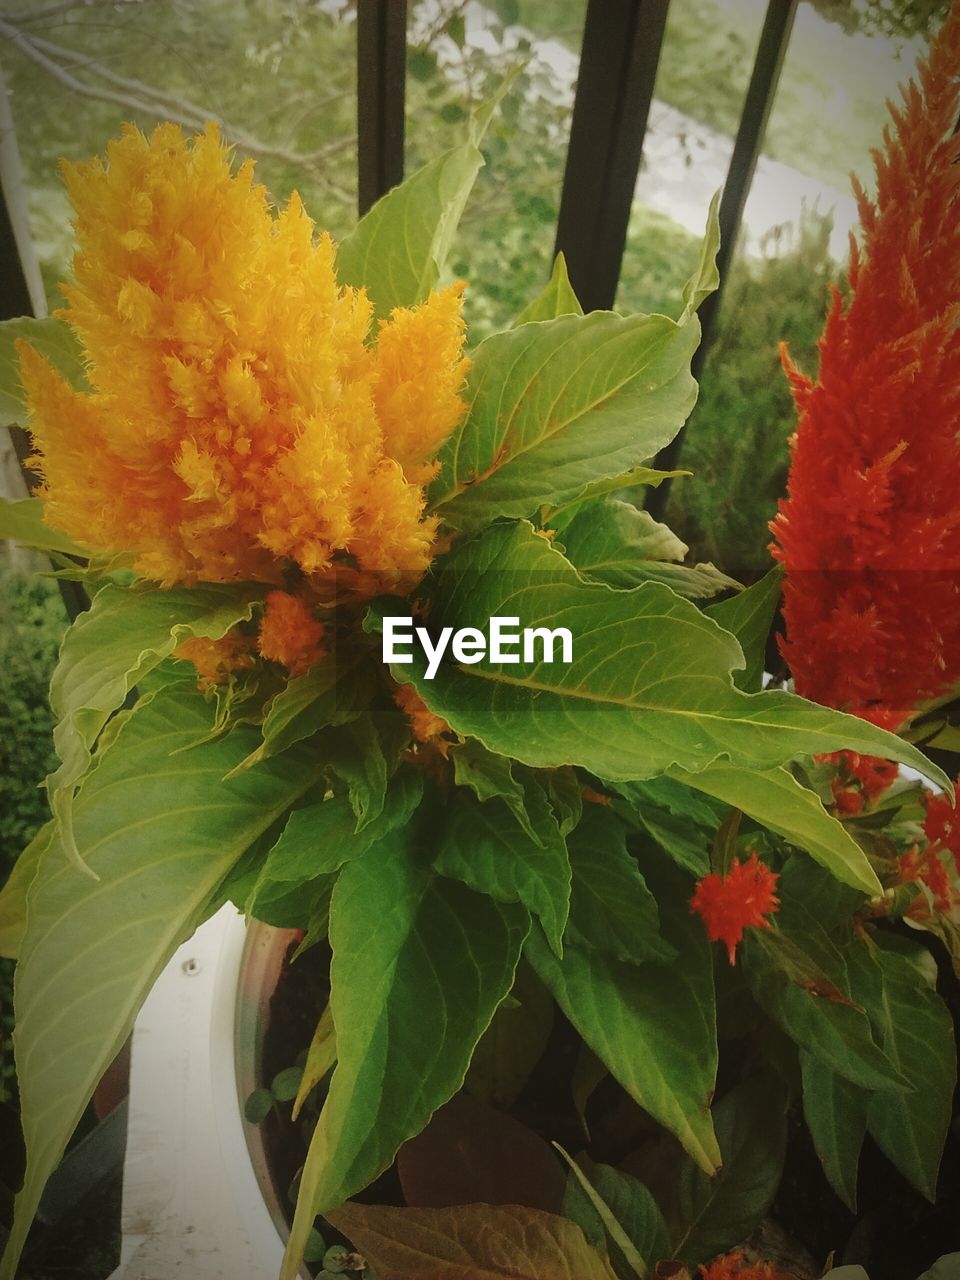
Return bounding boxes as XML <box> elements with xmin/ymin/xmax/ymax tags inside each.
<box><xmin>772</xmin><ymin>8</ymin><xmax>960</xmax><ymax>727</ymax></box>
<box><xmin>690</xmin><ymin>852</ymin><xmax>780</xmax><ymax>964</ymax></box>
<box><xmin>18</xmin><ymin>123</ymin><xmax>468</xmax><ymax>591</ymax></box>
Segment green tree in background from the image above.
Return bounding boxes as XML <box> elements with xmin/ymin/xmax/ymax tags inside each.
<box><xmin>664</xmin><ymin>210</ymin><xmax>835</xmax><ymax>580</ymax></box>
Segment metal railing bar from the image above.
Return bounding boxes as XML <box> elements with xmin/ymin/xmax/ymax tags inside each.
<box><xmin>646</xmin><ymin>0</ymin><xmax>798</xmax><ymax>518</ymax></box>
<box><xmin>554</xmin><ymin>0</ymin><xmax>671</xmax><ymax>314</ymax></box>
<box><xmin>356</xmin><ymin>0</ymin><xmax>408</xmax><ymax>215</ymax></box>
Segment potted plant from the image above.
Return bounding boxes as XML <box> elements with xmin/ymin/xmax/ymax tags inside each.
<box><xmin>1</xmin><ymin>7</ymin><xmax>959</xmax><ymax>1277</ymax></box>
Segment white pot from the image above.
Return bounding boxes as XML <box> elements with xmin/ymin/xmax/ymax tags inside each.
<box><xmin>109</xmin><ymin>906</ymin><xmax>305</xmax><ymax>1280</ymax></box>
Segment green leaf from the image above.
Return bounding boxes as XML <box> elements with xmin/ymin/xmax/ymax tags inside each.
<box><xmin>800</xmin><ymin>1051</ymin><xmax>866</xmax><ymax>1212</ymax></box>
<box><xmin>560</xmin><ymin>498</ymin><xmax>738</xmax><ymax>600</ymax></box>
<box><xmin>679</xmin><ymin>190</ymin><xmax>721</xmax><ymax>324</ymax></box>
<box><xmin>271</xmin><ymin>1066</ymin><xmax>303</xmax><ymax>1102</ymax></box>
<box><xmin>560</xmin><ymin>1151</ymin><xmax>669</xmax><ymax>1278</ymax></box>
<box><xmin>230</xmin><ymin>653</ymin><xmax>372</xmax><ymax>773</ymax></box>
<box><xmin>0</xmin><ymin>683</ymin><xmax>316</xmax><ymax>1280</ymax></box>
<box><xmin>464</xmin><ymin>960</ymin><xmax>554</xmax><ymax>1110</ymax></box>
<box><xmin>281</xmin><ymin>828</ymin><xmax>529</xmax><ymax>1279</ymax></box>
<box><xmin>846</xmin><ymin>935</ymin><xmax>956</xmax><ymax>1201</ymax></box>
<box><xmin>48</xmin><ymin>581</ymin><xmax>264</xmax><ymax>870</ymax></box>
<box><xmin>430</xmin><ymin>314</ymin><xmax>701</xmax><ymax>531</ymax></box>
<box><xmin>337</xmin><ymin>143</ymin><xmax>480</xmax><ymax>316</ymax></box>
<box><xmin>293</xmin><ymin>1005</ymin><xmax>336</xmax><ymax>1121</ymax></box>
<box><xmin>669</xmin><ymin>763</ymin><xmax>882</xmax><ymax>895</ymax></box>
<box><xmin>0</xmin><ymin>497</ymin><xmax>89</xmax><ymax>556</ymax></box>
<box><xmin>741</xmin><ymin>929</ymin><xmax>905</xmax><ymax>1091</ymax></box>
<box><xmin>625</xmin><ymin>801</ymin><xmax>711</xmax><ymax>877</ymax></box>
<box><xmin>0</xmin><ymin>317</ymin><xmax>87</xmax><ymax>428</ymax></box>
<box><xmin>248</xmin><ymin>771</ymin><xmax>423</xmax><ymax>923</ymax></box>
<box><xmin>322</xmin><ymin>713</ymin><xmax>389</xmax><ymax>829</ymax></box>
<box><xmin>380</xmin><ymin>522</ymin><xmax>947</xmax><ymax>790</ymax></box>
<box><xmin>434</xmin><ymin>773</ymin><xmax>571</xmax><ymax>955</ymax></box>
<box><xmin>0</xmin><ymin>822</ymin><xmax>53</xmax><ymax>960</ymax></box>
<box><xmin>566</xmin><ymin>805</ymin><xmax>674</xmax><ymax>965</ymax></box>
<box><xmin>704</xmin><ymin>566</ymin><xmax>782</xmax><ymax>693</ymax></box>
<box><xmin>916</xmin><ymin>1256</ymin><xmax>960</xmax><ymax>1280</ymax></box>
<box><xmin>244</xmin><ymin>1088</ymin><xmax>275</xmax><ymax>1124</ymax></box>
<box><xmin>513</xmin><ymin>253</ymin><xmax>584</xmax><ymax>326</ymax></box>
<box><xmin>448</xmin><ymin>738</ymin><xmax>544</xmax><ymax>844</ymax></box>
<box><xmin>327</xmin><ymin>1202</ymin><xmax>619</xmax><ymax>1280</ymax></box>
<box><xmin>669</xmin><ymin>1077</ymin><xmax>788</xmax><ymax>1266</ymax></box>
<box><xmin>527</xmin><ymin>856</ymin><xmax>720</xmax><ymax>1174</ymax></box>
<box><xmin>335</xmin><ymin>74</ymin><xmax>521</xmax><ymax>319</ymax></box>
<box><xmin>543</xmin><ymin>466</ymin><xmax>688</xmax><ymax>531</ymax></box>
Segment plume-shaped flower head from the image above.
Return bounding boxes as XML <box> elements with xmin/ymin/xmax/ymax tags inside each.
<box><xmin>771</xmin><ymin>8</ymin><xmax>960</xmax><ymax>726</ymax></box>
<box><xmin>19</xmin><ymin>123</ymin><xmax>469</xmax><ymax>592</ymax></box>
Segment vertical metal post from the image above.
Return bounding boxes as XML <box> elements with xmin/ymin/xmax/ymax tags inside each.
<box><xmin>647</xmin><ymin>0</ymin><xmax>798</xmax><ymax>516</ymax></box>
<box><xmin>356</xmin><ymin>0</ymin><xmax>408</xmax><ymax>215</ymax></box>
<box><xmin>554</xmin><ymin>0</ymin><xmax>671</xmax><ymax>314</ymax></box>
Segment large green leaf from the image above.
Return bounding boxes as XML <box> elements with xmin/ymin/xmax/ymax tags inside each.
<box><xmin>669</xmin><ymin>1077</ymin><xmax>788</xmax><ymax>1266</ymax></box>
<box><xmin>328</xmin><ymin>1202</ymin><xmax>619</xmax><ymax>1280</ymax></box>
<box><xmin>281</xmin><ymin>827</ymin><xmax>529</xmax><ymax>1279</ymax></box>
<box><xmin>0</xmin><ymin>316</ymin><xmax>87</xmax><ymax>428</ymax></box>
<box><xmin>704</xmin><ymin>566</ymin><xmax>782</xmax><ymax>693</ymax></box>
<box><xmin>846</xmin><ymin>934</ymin><xmax>956</xmax><ymax>1201</ymax></box>
<box><xmin>0</xmin><ymin>496</ymin><xmax>89</xmax><ymax>557</ymax></box>
<box><xmin>669</xmin><ymin>763</ymin><xmax>882</xmax><ymax>895</ymax></box>
<box><xmin>429</xmin><ymin>313</ymin><xmax>701</xmax><ymax>530</ymax></box>
<box><xmin>742</xmin><ymin>928</ymin><xmax>905</xmax><ymax>1090</ymax></box>
<box><xmin>0</xmin><ymin>683</ymin><xmax>315</xmax><ymax>1280</ymax></box>
<box><xmin>0</xmin><ymin>822</ymin><xmax>53</xmax><ymax>960</ymax></box>
<box><xmin>800</xmin><ymin>1051</ymin><xmax>866</xmax><ymax>1212</ymax></box>
<box><xmin>559</xmin><ymin>498</ymin><xmax>738</xmax><ymax>600</ymax></box>
<box><xmin>527</xmin><ymin>857</ymin><xmax>720</xmax><ymax>1173</ymax></box>
<box><xmin>566</xmin><ymin>805</ymin><xmax>674</xmax><ymax>965</ymax></box>
<box><xmin>47</xmin><ymin>581</ymin><xmax>264</xmax><ymax>869</ymax></box>
<box><xmin>434</xmin><ymin>773</ymin><xmax>571</xmax><ymax>955</ymax></box>
<box><xmin>513</xmin><ymin>253</ymin><xmax>583</xmax><ymax>326</ymax></box>
<box><xmin>378</xmin><ymin>522</ymin><xmax>947</xmax><ymax>790</ymax></box>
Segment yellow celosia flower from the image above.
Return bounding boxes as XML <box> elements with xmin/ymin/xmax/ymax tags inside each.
<box><xmin>19</xmin><ymin>123</ymin><xmax>469</xmax><ymax>589</ymax></box>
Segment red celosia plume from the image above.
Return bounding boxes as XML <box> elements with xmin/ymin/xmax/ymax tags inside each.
<box><xmin>690</xmin><ymin>852</ymin><xmax>780</xmax><ymax>965</ymax></box>
<box><xmin>771</xmin><ymin>7</ymin><xmax>960</xmax><ymax>727</ymax></box>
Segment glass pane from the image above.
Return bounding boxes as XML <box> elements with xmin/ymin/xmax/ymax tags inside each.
<box><xmin>1</xmin><ymin>0</ymin><xmax>360</xmax><ymax>310</ymax></box>
<box><xmin>407</xmin><ymin>0</ymin><xmax>588</xmax><ymax>340</ymax></box>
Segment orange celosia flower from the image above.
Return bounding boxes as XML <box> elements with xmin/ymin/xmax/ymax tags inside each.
<box><xmin>393</xmin><ymin>682</ymin><xmax>452</xmax><ymax>752</ymax></box>
<box><xmin>257</xmin><ymin>591</ymin><xmax>325</xmax><ymax>677</ymax></box>
<box><xmin>690</xmin><ymin>852</ymin><xmax>780</xmax><ymax>965</ymax></box>
<box><xmin>771</xmin><ymin>9</ymin><xmax>960</xmax><ymax>727</ymax></box>
<box><xmin>18</xmin><ymin>123</ymin><xmax>468</xmax><ymax>591</ymax></box>
<box><xmin>175</xmin><ymin>630</ymin><xmax>254</xmax><ymax>688</ymax></box>
<box><xmin>700</xmin><ymin>1253</ymin><xmax>790</xmax><ymax>1280</ymax></box>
